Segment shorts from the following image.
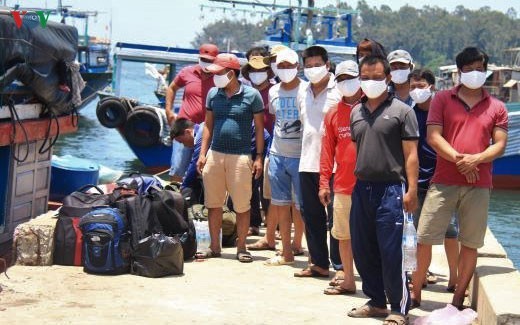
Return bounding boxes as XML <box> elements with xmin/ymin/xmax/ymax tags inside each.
<box><xmin>413</xmin><ymin>189</ymin><xmax>458</xmax><ymax>239</ymax></box>
<box><xmin>331</xmin><ymin>193</ymin><xmax>352</xmax><ymax>240</ymax></box>
<box><xmin>268</xmin><ymin>154</ymin><xmax>302</xmax><ymax>209</ymax></box>
<box><xmin>169</xmin><ymin>141</ymin><xmax>193</xmax><ymax>177</ymax></box>
<box><xmin>202</xmin><ymin>150</ymin><xmax>252</xmax><ymax>213</ymax></box>
<box><xmin>262</xmin><ymin>157</ymin><xmax>271</xmax><ymax>199</ymax></box>
<box><xmin>417</xmin><ymin>183</ymin><xmax>490</xmax><ymax>249</ymax></box>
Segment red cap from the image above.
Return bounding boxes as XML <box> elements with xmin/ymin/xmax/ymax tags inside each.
<box><xmin>206</xmin><ymin>53</ymin><xmax>241</xmax><ymax>73</ymax></box>
<box><xmin>199</xmin><ymin>43</ymin><xmax>219</xmax><ymax>61</ymax></box>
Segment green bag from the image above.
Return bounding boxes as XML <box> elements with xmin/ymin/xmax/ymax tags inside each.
<box><xmin>188</xmin><ymin>204</ymin><xmax>237</xmax><ymax>247</ymax></box>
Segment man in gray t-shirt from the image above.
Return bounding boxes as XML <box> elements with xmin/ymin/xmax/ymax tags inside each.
<box><xmin>347</xmin><ymin>55</ymin><xmax>419</xmax><ymax>324</ymax></box>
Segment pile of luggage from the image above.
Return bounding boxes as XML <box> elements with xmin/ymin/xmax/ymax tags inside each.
<box><xmin>14</xmin><ymin>173</ymin><xmax>197</xmax><ymax>278</ymax></box>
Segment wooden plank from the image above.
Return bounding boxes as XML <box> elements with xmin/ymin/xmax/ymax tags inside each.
<box><xmin>0</xmin><ymin>115</ymin><xmax>78</xmax><ymax>146</ymax></box>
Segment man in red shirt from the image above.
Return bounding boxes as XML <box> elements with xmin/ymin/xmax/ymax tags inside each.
<box><xmin>319</xmin><ymin>60</ymin><xmax>360</xmax><ymax>295</ymax></box>
<box><xmin>412</xmin><ymin>47</ymin><xmax>508</xmax><ymax>309</ymax></box>
<box><xmin>165</xmin><ymin>44</ymin><xmax>218</xmax><ymax>181</ymax></box>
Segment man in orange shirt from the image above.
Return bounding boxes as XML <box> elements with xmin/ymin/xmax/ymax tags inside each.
<box><xmin>319</xmin><ymin>60</ymin><xmax>361</xmax><ymax>295</ymax></box>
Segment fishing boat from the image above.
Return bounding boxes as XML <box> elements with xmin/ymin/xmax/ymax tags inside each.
<box><xmin>96</xmin><ymin>1</ymin><xmax>358</xmax><ymax>172</ymax></box>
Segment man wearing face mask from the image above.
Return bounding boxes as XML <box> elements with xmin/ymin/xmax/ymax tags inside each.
<box><xmin>387</xmin><ymin>49</ymin><xmax>414</xmax><ymax>106</ymax></box>
<box><xmin>348</xmin><ymin>55</ymin><xmax>419</xmax><ymax>324</ymax></box>
<box><xmin>165</xmin><ymin>43</ymin><xmax>219</xmax><ymax>182</ymax></box>
<box><xmin>319</xmin><ymin>60</ymin><xmax>362</xmax><ymax>295</ymax></box>
<box><xmin>413</xmin><ymin>47</ymin><xmax>508</xmax><ymax>310</ymax></box>
<box><xmin>196</xmin><ymin>53</ymin><xmax>265</xmax><ymax>263</ymax></box>
<box><xmin>407</xmin><ymin>69</ymin><xmax>460</xmax><ymax>308</ymax></box>
<box><xmin>294</xmin><ymin>45</ymin><xmax>342</xmax><ymax>278</ymax></box>
<box><xmin>263</xmin><ymin>48</ymin><xmax>307</xmax><ymax>266</ymax></box>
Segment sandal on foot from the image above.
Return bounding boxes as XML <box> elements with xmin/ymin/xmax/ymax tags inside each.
<box><xmin>264</xmin><ymin>256</ymin><xmax>294</xmax><ymax>266</ymax></box>
<box><xmin>275</xmin><ymin>248</ymin><xmax>305</xmax><ymax>256</ymax></box>
<box><xmin>294</xmin><ymin>267</ymin><xmax>329</xmax><ymax>278</ymax></box>
<box><xmin>329</xmin><ymin>277</ymin><xmax>345</xmax><ymax>287</ymax></box>
<box><xmin>236</xmin><ymin>251</ymin><xmax>253</xmax><ymax>263</ymax></box>
<box><xmin>348</xmin><ymin>303</ymin><xmax>389</xmax><ymax>318</ymax></box>
<box><xmin>195</xmin><ymin>249</ymin><xmax>221</xmax><ymax>260</ymax></box>
<box><xmin>247</xmin><ymin>240</ymin><xmax>276</xmax><ymax>251</ymax></box>
<box><xmin>383</xmin><ymin>312</ymin><xmax>409</xmax><ymax>325</ymax></box>
<box><xmin>426</xmin><ymin>271</ymin><xmax>438</xmax><ymax>284</ymax></box>
<box><xmin>323</xmin><ymin>286</ymin><xmax>356</xmax><ymax>295</ymax></box>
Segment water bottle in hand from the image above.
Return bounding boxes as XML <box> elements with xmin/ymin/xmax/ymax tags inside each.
<box><xmin>403</xmin><ymin>212</ymin><xmax>417</xmax><ymax>272</ymax></box>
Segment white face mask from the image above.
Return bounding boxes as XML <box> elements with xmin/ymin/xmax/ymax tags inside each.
<box><xmin>360</xmin><ymin>79</ymin><xmax>388</xmax><ymax>99</ymax></box>
<box><xmin>460</xmin><ymin>70</ymin><xmax>487</xmax><ymax>89</ymax></box>
<box><xmin>213</xmin><ymin>71</ymin><xmax>232</xmax><ymax>88</ymax></box>
<box><xmin>336</xmin><ymin>78</ymin><xmax>361</xmax><ymax>97</ymax></box>
<box><xmin>409</xmin><ymin>86</ymin><xmax>432</xmax><ymax>104</ymax></box>
<box><xmin>390</xmin><ymin>68</ymin><xmax>411</xmax><ymax>84</ymax></box>
<box><xmin>270</xmin><ymin>63</ymin><xmax>278</xmax><ymax>77</ymax></box>
<box><xmin>199</xmin><ymin>59</ymin><xmax>211</xmax><ymax>72</ymax></box>
<box><xmin>277</xmin><ymin>68</ymin><xmax>298</xmax><ymax>83</ymax></box>
<box><xmin>304</xmin><ymin>65</ymin><xmax>329</xmax><ymax>84</ymax></box>
<box><xmin>249</xmin><ymin>72</ymin><xmax>268</xmax><ymax>86</ymax></box>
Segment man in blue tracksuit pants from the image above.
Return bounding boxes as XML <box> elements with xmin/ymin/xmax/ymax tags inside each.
<box><xmin>348</xmin><ymin>55</ymin><xmax>419</xmax><ymax>324</ymax></box>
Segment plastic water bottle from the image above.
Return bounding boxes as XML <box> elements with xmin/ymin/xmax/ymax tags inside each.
<box><xmin>195</xmin><ymin>220</ymin><xmax>210</xmax><ymax>252</ymax></box>
<box><xmin>402</xmin><ymin>212</ymin><xmax>417</xmax><ymax>272</ymax></box>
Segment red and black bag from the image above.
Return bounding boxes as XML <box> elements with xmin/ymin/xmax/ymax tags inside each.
<box><xmin>54</xmin><ymin>185</ymin><xmax>110</xmax><ymax>266</ymax></box>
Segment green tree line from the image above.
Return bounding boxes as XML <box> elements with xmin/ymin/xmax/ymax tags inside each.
<box><xmin>193</xmin><ymin>1</ymin><xmax>519</xmax><ymax>69</ymax></box>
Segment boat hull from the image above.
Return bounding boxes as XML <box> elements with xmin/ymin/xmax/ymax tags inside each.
<box><xmin>493</xmin><ymin>155</ymin><xmax>520</xmax><ymax>189</ymax></box>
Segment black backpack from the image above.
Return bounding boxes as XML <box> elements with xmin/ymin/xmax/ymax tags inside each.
<box><xmin>148</xmin><ymin>187</ymin><xmax>197</xmax><ymax>260</ymax></box>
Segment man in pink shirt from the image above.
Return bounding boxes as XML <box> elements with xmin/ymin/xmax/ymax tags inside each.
<box><xmin>165</xmin><ymin>44</ymin><xmax>218</xmax><ymax>181</ymax></box>
<box><xmin>411</xmin><ymin>47</ymin><xmax>508</xmax><ymax>310</ymax></box>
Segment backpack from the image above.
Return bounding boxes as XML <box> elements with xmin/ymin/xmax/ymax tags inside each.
<box><xmin>110</xmin><ymin>191</ymin><xmax>163</xmax><ymax>251</ymax></box>
<box><xmin>116</xmin><ymin>172</ymin><xmax>163</xmax><ymax>195</ymax></box>
<box><xmin>79</xmin><ymin>207</ymin><xmax>130</xmax><ymax>274</ymax></box>
<box><xmin>55</xmin><ymin>184</ymin><xmax>110</xmax><ymax>266</ymax></box>
<box><xmin>131</xmin><ymin>233</ymin><xmax>184</xmax><ymax>277</ymax></box>
<box><xmin>148</xmin><ymin>187</ymin><xmax>197</xmax><ymax>260</ymax></box>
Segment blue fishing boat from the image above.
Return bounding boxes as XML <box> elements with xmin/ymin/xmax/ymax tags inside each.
<box><xmin>493</xmin><ymin>103</ymin><xmax>520</xmax><ymax>189</ymax></box>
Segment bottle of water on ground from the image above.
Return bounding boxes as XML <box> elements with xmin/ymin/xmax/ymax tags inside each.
<box><xmin>403</xmin><ymin>212</ymin><xmax>417</xmax><ymax>272</ymax></box>
<box><xmin>195</xmin><ymin>220</ymin><xmax>210</xmax><ymax>253</ymax></box>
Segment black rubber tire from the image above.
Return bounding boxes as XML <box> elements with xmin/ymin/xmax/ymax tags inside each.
<box><xmin>96</xmin><ymin>97</ymin><xmax>128</xmax><ymax>128</ymax></box>
<box><xmin>124</xmin><ymin>106</ymin><xmax>161</xmax><ymax>147</ymax></box>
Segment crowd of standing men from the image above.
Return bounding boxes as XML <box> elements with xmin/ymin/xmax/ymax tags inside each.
<box><xmin>165</xmin><ymin>39</ymin><xmax>508</xmax><ymax>324</ymax></box>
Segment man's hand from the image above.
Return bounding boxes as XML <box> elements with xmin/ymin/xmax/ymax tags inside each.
<box><xmin>456</xmin><ymin>153</ymin><xmax>482</xmax><ymax>175</ymax></box>
<box><xmin>403</xmin><ymin>190</ymin><xmax>418</xmax><ymax>213</ymax></box>
<box><xmin>252</xmin><ymin>157</ymin><xmax>263</xmax><ymax>179</ymax></box>
<box><xmin>463</xmin><ymin>169</ymin><xmax>480</xmax><ymax>184</ymax></box>
<box><xmin>196</xmin><ymin>156</ymin><xmax>207</xmax><ymax>175</ymax></box>
<box><xmin>318</xmin><ymin>188</ymin><xmax>331</xmax><ymax>207</ymax></box>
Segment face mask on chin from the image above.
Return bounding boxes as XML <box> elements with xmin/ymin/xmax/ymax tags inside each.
<box><xmin>277</xmin><ymin>68</ymin><xmax>298</xmax><ymax>83</ymax></box>
<box><xmin>360</xmin><ymin>79</ymin><xmax>388</xmax><ymax>99</ymax></box>
<box><xmin>409</xmin><ymin>86</ymin><xmax>432</xmax><ymax>104</ymax></box>
<box><xmin>249</xmin><ymin>72</ymin><xmax>268</xmax><ymax>86</ymax></box>
<box><xmin>304</xmin><ymin>65</ymin><xmax>329</xmax><ymax>84</ymax></box>
<box><xmin>390</xmin><ymin>68</ymin><xmax>411</xmax><ymax>84</ymax></box>
<box><xmin>336</xmin><ymin>78</ymin><xmax>361</xmax><ymax>97</ymax></box>
<box><xmin>460</xmin><ymin>70</ymin><xmax>487</xmax><ymax>89</ymax></box>
<box><xmin>213</xmin><ymin>71</ymin><xmax>232</xmax><ymax>88</ymax></box>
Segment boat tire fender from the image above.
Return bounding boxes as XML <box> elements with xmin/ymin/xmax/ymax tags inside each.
<box><xmin>96</xmin><ymin>97</ymin><xmax>128</xmax><ymax>128</ymax></box>
<box><xmin>124</xmin><ymin>106</ymin><xmax>161</xmax><ymax>147</ymax></box>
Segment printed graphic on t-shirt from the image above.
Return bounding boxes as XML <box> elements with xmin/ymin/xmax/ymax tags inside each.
<box><xmin>272</xmin><ymin>96</ymin><xmax>302</xmax><ymax>140</ymax></box>
<box><xmin>338</xmin><ymin>125</ymin><xmax>351</xmax><ymax>139</ymax></box>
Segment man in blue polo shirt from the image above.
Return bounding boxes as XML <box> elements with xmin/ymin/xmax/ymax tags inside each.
<box><xmin>196</xmin><ymin>53</ymin><xmax>265</xmax><ymax>263</ymax></box>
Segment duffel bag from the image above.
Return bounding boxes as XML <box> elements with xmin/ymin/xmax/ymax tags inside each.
<box><xmin>59</xmin><ymin>184</ymin><xmax>110</xmax><ymax>218</ymax></box>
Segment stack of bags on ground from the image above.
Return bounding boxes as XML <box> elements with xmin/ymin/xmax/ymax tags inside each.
<box><xmin>13</xmin><ymin>173</ymin><xmax>237</xmax><ymax>278</ymax></box>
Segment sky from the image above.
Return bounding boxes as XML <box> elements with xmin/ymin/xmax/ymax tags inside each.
<box><xmin>6</xmin><ymin>0</ymin><xmax>520</xmax><ymax>48</ymax></box>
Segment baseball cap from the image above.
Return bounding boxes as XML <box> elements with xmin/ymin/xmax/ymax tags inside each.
<box><xmin>387</xmin><ymin>50</ymin><xmax>413</xmax><ymax>65</ymax></box>
<box><xmin>335</xmin><ymin>60</ymin><xmax>359</xmax><ymax>78</ymax></box>
<box><xmin>199</xmin><ymin>43</ymin><xmax>219</xmax><ymax>61</ymax></box>
<box><xmin>248</xmin><ymin>56</ymin><xmax>269</xmax><ymax>69</ymax></box>
<box><xmin>275</xmin><ymin>49</ymin><xmax>299</xmax><ymax>65</ymax></box>
<box><xmin>206</xmin><ymin>53</ymin><xmax>241</xmax><ymax>73</ymax></box>
<box><xmin>269</xmin><ymin>44</ymin><xmax>289</xmax><ymax>57</ymax></box>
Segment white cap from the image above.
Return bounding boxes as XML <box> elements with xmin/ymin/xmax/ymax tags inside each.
<box><xmin>335</xmin><ymin>60</ymin><xmax>359</xmax><ymax>78</ymax></box>
<box><xmin>387</xmin><ymin>49</ymin><xmax>413</xmax><ymax>64</ymax></box>
<box><xmin>275</xmin><ymin>49</ymin><xmax>299</xmax><ymax>65</ymax></box>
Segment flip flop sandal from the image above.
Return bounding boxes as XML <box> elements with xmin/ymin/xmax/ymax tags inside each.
<box><xmin>275</xmin><ymin>248</ymin><xmax>305</xmax><ymax>256</ymax></box>
<box><xmin>195</xmin><ymin>249</ymin><xmax>221</xmax><ymax>260</ymax></box>
<box><xmin>247</xmin><ymin>241</ymin><xmax>276</xmax><ymax>251</ymax></box>
<box><xmin>323</xmin><ymin>286</ymin><xmax>356</xmax><ymax>295</ymax></box>
<box><xmin>348</xmin><ymin>304</ymin><xmax>389</xmax><ymax>318</ymax></box>
<box><xmin>236</xmin><ymin>251</ymin><xmax>253</xmax><ymax>263</ymax></box>
<box><xmin>264</xmin><ymin>256</ymin><xmax>294</xmax><ymax>266</ymax></box>
<box><xmin>294</xmin><ymin>267</ymin><xmax>329</xmax><ymax>278</ymax></box>
<box><xmin>383</xmin><ymin>312</ymin><xmax>409</xmax><ymax>325</ymax></box>
<box><xmin>426</xmin><ymin>271</ymin><xmax>438</xmax><ymax>284</ymax></box>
